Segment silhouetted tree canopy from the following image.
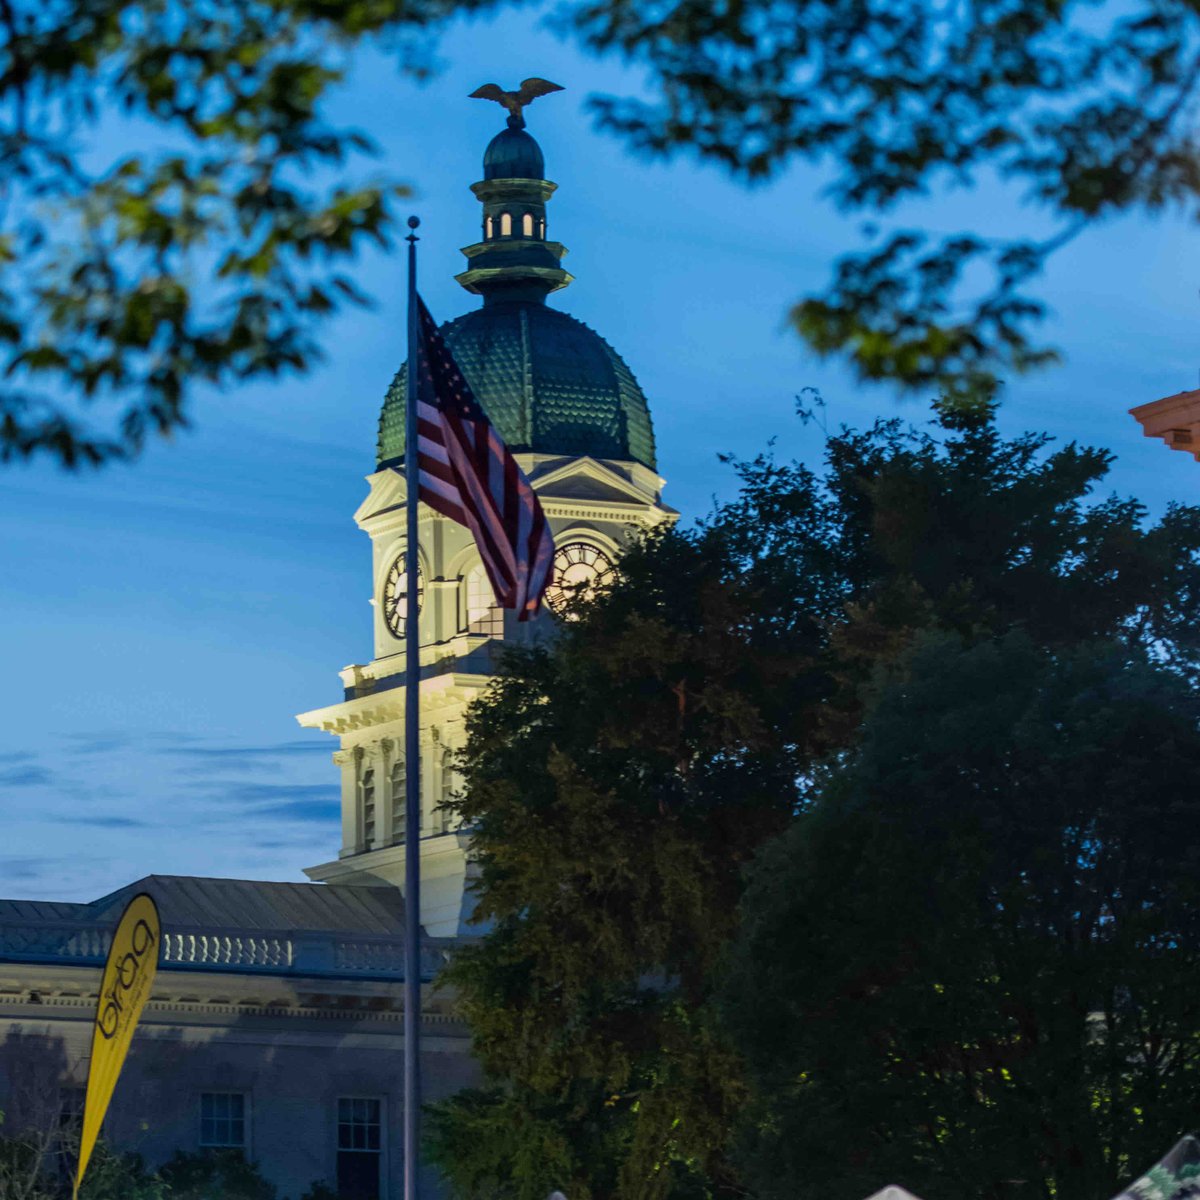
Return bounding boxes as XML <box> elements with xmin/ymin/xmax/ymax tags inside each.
<box><xmin>426</xmin><ymin>404</ymin><xmax>1200</xmax><ymax>1200</ymax></box>
<box><xmin>4</xmin><ymin>0</ymin><xmax>1199</xmax><ymax>464</ymax></box>
<box><xmin>725</xmin><ymin>633</ymin><xmax>1200</xmax><ymax>1200</ymax></box>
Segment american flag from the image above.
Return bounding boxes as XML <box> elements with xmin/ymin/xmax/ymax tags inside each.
<box><xmin>405</xmin><ymin>294</ymin><xmax>555</xmax><ymax>620</ymax></box>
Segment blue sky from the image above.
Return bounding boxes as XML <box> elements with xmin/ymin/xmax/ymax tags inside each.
<box><xmin>1</xmin><ymin>10</ymin><xmax>1197</xmax><ymax>901</ymax></box>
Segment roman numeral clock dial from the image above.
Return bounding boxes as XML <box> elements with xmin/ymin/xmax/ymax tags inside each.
<box><xmin>383</xmin><ymin>555</ymin><xmax>424</xmax><ymax>638</ymax></box>
<box><xmin>544</xmin><ymin>541</ymin><xmax>614</xmax><ymax>617</ymax></box>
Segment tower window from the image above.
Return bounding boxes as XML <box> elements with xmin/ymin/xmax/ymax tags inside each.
<box><xmin>500</xmin><ymin>212</ymin><xmax>512</xmax><ymax>236</ymax></box>
<box><xmin>465</xmin><ymin>564</ymin><xmax>502</xmax><ymax>637</ymax></box>
<box><xmin>538</xmin><ymin>218</ymin><xmax>545</xmax><ymax>238</ymax></box>
<box><xmin>361</xmin><ymin>767</ymin><xmax>376</xmax><ymax>848</ymax></box>
<box><xmin>521</xmin><ymin>213</ymin><xmax>534</xmax><ymax>237</ymax></box>
<box><xmin>336</xmin><ymin>1097</ymin><xmax>382</xmax><ymax>1200</ymax></box>
<box><xmin>390</xmin><ymin>759</ymin><xmax>407</xmax><ymax>842</ymax></box>
<box><xmin>484</xmin><ymin>215</ymin><xmax>493</xmax><ymax>238</ymax></box>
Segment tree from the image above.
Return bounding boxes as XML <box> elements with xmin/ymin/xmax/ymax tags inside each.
<box><xmin>426</xmin><ymin>403</ymin><xmax>1200</xmax><ymax>1200</ymax></box>
<box><xmin>6</xmin><ymin>0</ymin><xmax>1200</xmax><ymax>464</ymax></box>
<box><xmin>574</xmin><ymin>0</ymin><xmax>1200</xmax><ymax>402</ymax></box>
<box><xmin>723</xmin><ymin>632</ymin><xmax>1200</xmax><ymax>1200</ymax></box>
<box><xmin>0</xmin><ymin>0</ymin><xmax>447</xmax><ymax>465</ymax></box>
<box><xmin>0</xmin><ymin>1124</ymin><xmax>162</xmax><ymax>1200</ymax></box>
<box><xmin>157</xmin><ymin>1149</ymin><xmax>276</xmax><ymax>1200</ymax></box>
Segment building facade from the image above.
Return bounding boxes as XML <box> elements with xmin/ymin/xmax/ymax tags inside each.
<box><xmin>0</xmin><ymin>876</ymin><xmax>469</xmax><ymax>1200</ymax></box>
<box><xmin>298</xmin><ymin>116</ymin><xmax>675</xmax><ymax>937</ymax></box>
<box><xmin>0</xmin><ymin>112</ymin><xmax>666</xmax><ymax>1198</ymax></box>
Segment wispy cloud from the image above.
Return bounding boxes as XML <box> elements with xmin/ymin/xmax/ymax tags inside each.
<box><xmin>171</xmin><ymin>741</ymin><xmax>331</xmax><ymax>760</ymax></box>
<box><xmin>254</xmin><ymin>799</ymin><xmax>340</xmax><ymax>823</ymax></box>
<box><xmin>0</xmin><ymin>856</ymin><xmax>59</xmax><ymax>882</ymax></box>
<box><xmin>222</xmin><ymin>782</ymin><xmax>337</xmax><ymax>805</ymax></box>
<box><xmin>3</xmin><ymin>729</ymin><xmax>337</xmax><ymax>896</ymax></box>
<box><xmin>0</xmin><ymin>765</ymin><xmax>53</xmax><ymax>787</ymax></box>
<box><xmin>62</xmin><ymin>735</ymin><xmax>130</xmax><ymax>755</ymax></box>
<box><xmin>175</xmin><ymin>782</ymin><xmax>339</xmax><ymax>828</ymax></box>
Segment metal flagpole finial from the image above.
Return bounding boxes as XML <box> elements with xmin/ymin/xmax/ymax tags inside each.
<box><xmin>407</xmin><ymin>215</ymin><xmax>421</xmax><ymax>241</ymax></box>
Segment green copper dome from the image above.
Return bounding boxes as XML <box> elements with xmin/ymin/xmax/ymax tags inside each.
<box><xmin>376</xmin><ymin>120</ymin><xmax>657</xmax><ymax>471</ymax></box>
<box><xmin>483</xmin><ymin>127</ymin><xmax>544</xmax><ymax>180</ymax></box>
<box><xmin>377</xmin><ymin>301</ymin><xmax>656</xmax><ymax>469</ymax></box>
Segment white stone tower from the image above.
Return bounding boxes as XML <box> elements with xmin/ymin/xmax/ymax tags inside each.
<box><xmin>298</xmin><ymin>115</ymin><xmax>675</xmax><ymax>937</ymax></box>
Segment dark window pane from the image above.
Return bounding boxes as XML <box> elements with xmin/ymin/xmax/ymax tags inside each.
<box><xmin>337</xmin><ymin>1151</ymin><xmax>379</xmax><ymax>1200</ymax></box>
<box><xmin>336</xmin><ymin>1097</ymin><xmax>382</xmax><ymax>1200</ymax></box>
<box><xmin>200</xmin><ymin>1093</ymin><xmax>246</xmax><ymax>1147</ymax></box>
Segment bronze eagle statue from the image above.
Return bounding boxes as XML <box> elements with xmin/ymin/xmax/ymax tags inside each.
<box><xmin>469</xmin><ymin>78</ymin><xmax>564</xmax><ymax>128</ymax></box>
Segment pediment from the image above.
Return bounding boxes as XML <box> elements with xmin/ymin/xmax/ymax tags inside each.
<box><xmin>529</xmin><ymin>456</ymin><xmax>660</xmax><ymax>506</ymax></box>
<box><xmin>355</xmin><ymin>468</ymin><xmax>406</xmax><ymax>526</ymax></box>
<box><xmin>355</xmin><ymin>455</ymin><xmax>675</xmax><ymax>528</ymax></box>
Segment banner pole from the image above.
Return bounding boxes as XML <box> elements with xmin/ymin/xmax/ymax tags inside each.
<box><xmin>403</xmin><ymin>214</ymin><xmax>423</xmax><ymax>1200</ymax></box>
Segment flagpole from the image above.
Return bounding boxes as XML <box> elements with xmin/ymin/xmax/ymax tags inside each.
<box><xmin>403</xmin><ymin>213</ymin><xmax>423</xmax><ymax>1200</ymax></box>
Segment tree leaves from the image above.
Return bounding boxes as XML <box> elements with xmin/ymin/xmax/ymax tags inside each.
<box><xmin>6</xmin><ymin>0</ymin><xmax>1200</xmax><ymax>462</ymax></box>
<box><xmin>724</xmin><ymin>635</ymin><xmax>1200</xmax><ymax>1200</ymax></box>
<box><xmin>0</xmin><ymin>0</ymin><xmax>440</xmax><ymax>466</ymax></box>
<box><xmin>574</xmin><ymin>0</ymin><xmax>1200</xmax><ymax>399</ymax></box>
<box><xmin>428</xmin><ymin>405</ymin><xmax>1200</xmax><ymax>1200</ymax></box>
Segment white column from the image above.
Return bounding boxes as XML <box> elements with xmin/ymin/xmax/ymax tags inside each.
<box><xmin>333</xmin><ymin>748</ymin><xmax>357</xmax><ymax>857</ymax></box>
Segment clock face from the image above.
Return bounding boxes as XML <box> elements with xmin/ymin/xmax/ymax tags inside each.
<box><xmin>544</xmin><ymin>542</ymin><xmax>614</xmax><ymax>616</ymax></box>
<box><xmin>383</xmin><ymin>555</ymin><xmax>424</xmax><ymax>638</ymax></box>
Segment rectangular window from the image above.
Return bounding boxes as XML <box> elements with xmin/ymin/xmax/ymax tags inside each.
<box><xmin>200</xmin><ymin>1092</ymin><xmax>247</xmax><ymax>1149</ymax></box>
<box><xmin>336</xmin><ymin>1097</ymin><xmax>382</xmax><ymax>1200</ymax></box>
<box><xmin>390</xmin><ymin>762</ymin><xmax>424</xmax><ymax>843</ymax></box>
<box><xmin>464</xmin><ymin>567</ymin><xmax>503</xmax><ymax>638</ymax></box>
<box><xmin>390</xmin><ymin>762</ymin><xmax>406</xmax><ymax>843</ymax></box>
<box><xmin>362</xmin><ymin>768</ymin><xmax>376</xmax><ymax>847</ymax></box>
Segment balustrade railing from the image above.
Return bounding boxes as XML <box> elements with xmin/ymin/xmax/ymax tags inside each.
<box><xmin>0</xmin><ymin>920</ymin><xmax>448</xmax><ymax>980</ymax></box>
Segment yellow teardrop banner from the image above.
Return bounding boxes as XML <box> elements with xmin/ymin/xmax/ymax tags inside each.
<box><xmin>73</xmin><ymin>893</ymin><xmax>161</xmax><ymax>1200</ymax></box>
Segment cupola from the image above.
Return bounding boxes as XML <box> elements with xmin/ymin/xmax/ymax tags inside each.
<box><xmin>376</xmin><ymin>98</ymin><xmax>657</xmax><ymax>471</ymax></box>
<box><xmin>455</xmin><ymin>121</ymin><xmax>571</xmax><ymax>305</ymax></box>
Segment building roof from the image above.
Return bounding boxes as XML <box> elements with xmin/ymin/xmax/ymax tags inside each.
<box><xmin>0</xmin><ymin>898</ymin><xmax>92</xmax><ymax>922</ymax></box>
<box><xmin>0</xmin><ymin>875</ymin><xmax>441</xmax><ymax>981</ymax></box>
<box><xmin>376</xmin><ymin>121</ymin><xmax>657</xmax><ymax>472</ymax></box>
<box><xmin>377</xmin><ymin>301</ymin><xmax>657</xmax><ymax>470</ymax></box>
<box><xmin>483</xmin><ymin>126</ymin><xmax>544</xmax><ymax>180</ymax></box>
<box><xmin>90</xmin><ymin>875</ymin><xmax>406</xmax><ymax>935</ymax></box>
<box><xmin>1130</xmin><ymin>387</ymin><xmax>1200</xmax><ymax>461</ymax></box>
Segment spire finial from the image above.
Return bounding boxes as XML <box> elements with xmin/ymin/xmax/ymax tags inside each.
<box><xmin>469</xmin><ymin>78</ymin><xmax>564</xmax><ymax>130</ymax></box>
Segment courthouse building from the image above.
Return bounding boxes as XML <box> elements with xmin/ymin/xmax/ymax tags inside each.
<box><xmin>0</xmin><ymin>111</ymin><xmax>673</xmax><ymax>1199</ymax></box>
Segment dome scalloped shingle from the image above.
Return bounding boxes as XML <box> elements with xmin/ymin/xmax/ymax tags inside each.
<box><xmin>377</xmin><ymin>301</ymin><xmax>657</xmax><ymax>471</ymax></box>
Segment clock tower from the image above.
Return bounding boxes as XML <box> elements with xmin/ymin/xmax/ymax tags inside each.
<box><xmin>298</xmin><ymin>115</ymin><xmax>676</xmax><ymax>936</ymax></box>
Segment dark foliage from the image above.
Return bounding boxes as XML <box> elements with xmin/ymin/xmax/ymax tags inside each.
<box><xmin>6</xmin><ymin>0</ymin><xmax>1200</xmax><ymax>462</ymax></box>
<box><xmin>157</xmin><ymin>1149</ymin><xmax>276</xmax><ymax>1200</ymax></box>
<box><xmin>725</xmin><ymin>634</ymin><xmax>1200</xmax><ymax>1200</ymax></box>
<box><xmin>427</xmin><ymin>404</ymin><xmax>1200</xmax><ymax>1200</ymax></box>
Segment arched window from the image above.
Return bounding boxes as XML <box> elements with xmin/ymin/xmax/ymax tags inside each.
<box><xmin>499</xmin><ymin>212</ymin><xmax>512</xmax><ymax>236</ymax></box>
<box><xmin>390</xmin><ymin>759</ymin><xmax>406</xmax><ymax>842</ymax></box>
<box><xmin>484</xmin><ymin>215</ymin><xmax>494</xmax><ymax>238</ymax></box>
<box><xmin>361</xmin><ymin>767</ymin><xmax>376</xmax><ymax>848</ymax></box>
<box><xmin>464</xmin><ymin>564</ymin><xmax>502</xmax><ymax>637</ymax></box>
<box><xmin>521</xmin><ymin>213</ymin><xmax>534</xmax><ymax>237</ymax></box>
<box><xmin>538</xmin><ymin>218</ymin><xmax>546</xmax><ymax>238</ymax></box>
